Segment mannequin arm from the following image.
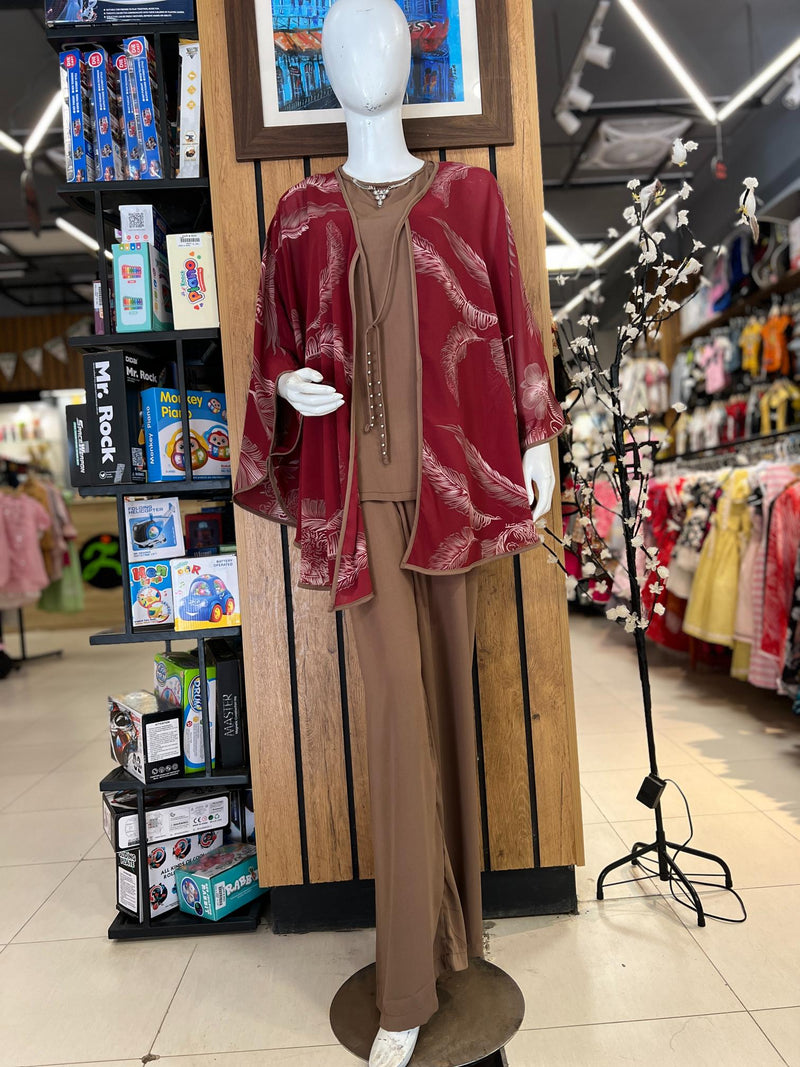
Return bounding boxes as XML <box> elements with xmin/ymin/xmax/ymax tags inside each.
<box><xmin>278</xmin><ymin>368</ymin><xmax>344</xmax><ymax>416</ymax></box>
<box><xmin>522</xmin><ymin>442</ymin><xmax>556</xmax><ymax>523</ymax></box>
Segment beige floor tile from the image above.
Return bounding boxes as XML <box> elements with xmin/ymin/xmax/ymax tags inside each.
<box><xmin>0</xmin><ymin>742</ymin><xmax>86</xmax><ymax>777</ymax></box>
<box><xmin>580</xmin><ymin>788</ymin><xmax>607</xmax><ymax>825</ymax></box>
<box><xmin>487</xmin><ymin>897</ymin><xmax>742</xmax><ymax>1030</ymax></box>
<box><xmin>0</xmin><ymin>807</ymin><xmax>101</xmax><ymax>866</ymax></box>
<box><xmin>666</xmin><ymin>885</ymin><xmax>800</xmax><ymax>1010</ymax></box>
<box><xmin>765</xmin><ymin>805</ymin><xmax>800</xmax><ymax>842</ymax></box>
<box><xmin>663</xmin><ymin>718</ymin><xmax>800</xmax><ymax>765</ymax></box>
<box><xmin>612</xmin><ymin>811</ymin><xmax>800</xmax><ymax>891</ymax></box>
<box><xmin>578</xmin><ymin>730</ymin><xmax>694</xmax><ymax>773</ymax></box>
<box><xmin>752</xmin><ymin>1007</ymin><xmax>800</xmax><ymax>1067</ymax></box>
<box><xmin>708</xmin><ymin>758</ymin><xmax>800</xmax><ymax>813</ymax></box>
<box><xmin>3</xmin><ymin>714</ymin><xmax>107</xmax><ymax>748</ymax></box>
<box><xmin>580</xmin><ymin>762</ymin><xmax>757</xmax><ymax>823</ymax></box>
<box><xmin>154</xmin><ymin>927</ymin><xmax>375</xmax><ymax>1055</ymax></box>
<box><xmin>155</xmin><ymin>1049</ymin><xmax>355</xmax><ymax>1066</ymax></box>
<box><xmin>55</xmin><ymin>736</ymin><xmax>116</xmax><ymax>775</ymax></box>
<box><xmin>574</xmin><ymin>704</ymin><xmax>646</xmax><ymax>735</ymax></box>
<box><xmin>84</xmin><ymin>831</ymin><xmax>115</xmax><ymax>860</ymax></box>
<box><xmin>0</xmin><ymin>772</ymin><xmax>45</xmax><ymax>810</ymax></box>
<box><xmin>507</xmin><ymin>1012</ymin><xmax>784</xmax><ymax>1066</ymax></box>
<box><xmin>577</xmin><ymin>822</ymin><xmax>660</xmax><ymax>902</ymax></box>
<box><xmin>13</xmin><ymin>859</ymin><xmax>115</xmax><ymax>943</ymax></box>
<box><xmin>0</xmin><ymin>937</ymin><xmax>195</xmax><ymax>1065</ymax></box>
<box><xmin>5</xmin><ymin>769</ymin><xmax>105</xmax><ymax>813</ymax></box>
<box><xmin>0</xmin><ymin>862</ymin><xmax>75</xmax><ymax>944</ymax></box>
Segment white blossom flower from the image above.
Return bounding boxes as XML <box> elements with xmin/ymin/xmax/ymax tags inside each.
<box><xmin>651</xmin><ymin>231</ymin><xmax>667</xmax><ymax>244</ymax></box>
<box><xmin>607</xmin><ymin>227</ymin><xmax>620</xmax><ymax>239</ymax></box>
<box><xmin>625</xmin><ymin>266</ymin><xmax>637</xmax><ymax>278</ymax></box>
<box><xmin>671</xmin><ymin>138</ymin><xmax>691</xmax><ymax>166</ymax></box>
<box><xmin>578</xmin><ymin>314</ymin><xmax>599</xmax><ymax>327</ymax></box>
<box><xmin>692</xmin><ymin>239</ymin><xmax>706</xmax><ymax>252</ymax></box>
<box><xmin>639</xmin><ymin>247</ymin><xmax>658</xmax><ymax>265</ymax></box>
<box><xmin>606</xmin><ymin>606</ymin><xmax>620</xmax><ymax>620</ymax></box>
<box><xmin>584</xmin><ymin>562</ymin><xmax>597</xmax><ymax>576</ymax></box>
<box><xmin>563</xmin><ymin>452</ymin><xmax>573</xmax><ymax>463</ymax></box>
<box><xmin>657</xmin><ymin>565</ymin><xmax>669</xmax><ymax>579</ymax></box>
<box><xmin>565</xmin><ymin>575</ymin><xmax>579</xmax><ymax>594</ymax></box>
<box><xmin>676</xmin><ymin>210</ymin><xmax>689</xmax><ymax>227</ymax></box>
<box><xmin>679</xmin><ymin>181</ymin><xmax>693</xmax><ymax>200</ymax></box>
<box><xmin>624</xmin><ymin>615</ymin><xmax>638</xmax><ymax>633</ymax></box>
<box><xmin>570</xmin><ymin>336</ymin><xmax>593</xmax><ymax>353</ymax></box>
<box><xmin>640</xmin><ymin>458</ymin><xmax>654</xmax><ymax>475</ymax></box>
<box><xmin>601</xmin><ymin>548</ymin><xmax>612</xmax><ymax>560</ymax></box>
<box><xmin>624</xmin><ymin>301</ymin><xmax>637</xmax><ymax>315</ymax></box>
<box><xmin>631</xmin><ymin>534</ymin><xmax>644</xmax><ymax>548</ymax></box>
<box><xmin>624</xmin><ymin>516</ymin><xmax>637</xmax><ymax>528</ymax></box>
<box><xmin>640</xmin><ymin>179</ymin><xmax>665</xmax><ymax>212</ymax></box>
<box><xmin>672</xmin><ymin>401</ymin><xmax>687</xmax><ymax>413</ymax></box>
<box><xmin>623</xmin><ymin>205</ymin><xmax>639</xmax><ymax>228</ymax></box>
<box><xmin>627</xmin><ymin>179</ymin><xmax>641</xmax><ymax>191</ymax></box>
<box><xmin>555</xmin><ymin>274</ymin><xmax>568</xmax><ymax>287</ymax></box>
<box><xmin>650</xmin><ymin>582</ymin><xmax>663</xmax><ymax>595</ymax></box>
<box><xmin>546</xmin><ymin>552</ymin><xmax>558</xmax><ymax>565</ymax></box>
<box><xmin>653</xmin><ymin>603</ymin><xmax>666</xmax><ymax>616</ymax></box>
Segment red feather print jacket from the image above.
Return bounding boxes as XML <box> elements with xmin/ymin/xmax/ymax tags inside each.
<box><xmin>234</xmin><ymin>162</ymin><xmax>565</xmax><ymax>610</ymax></box>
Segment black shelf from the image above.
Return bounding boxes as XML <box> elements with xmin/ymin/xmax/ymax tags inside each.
<box><xmin>90</xmin><ymin>625</ymin><xmax>241</xmax><ymax>646</ymax></box>
<box><xmin>58</xmin><ymin>178</ymin><xmax>211</xmax><ymax>221</ymax></box>
<box><xmin>99</xmin><ymin>765</ymin><xmax>250</xmax><ymax>793</ymax></box>
<box><xmin>108</xmin><ymin>895</ymin><xmax>264</xmax><ymax>942</ymax></box>
<box><xmin>79</xmin><ymin>478</ymin><xmax>231</xmax><ymax>499</ymax></box>
<box><xmin>47</xmin><ymin>20</ymin><xmax>199</xmax><ymax>45</ymax></box>
<box><xmin>69</xmin><ymin>328</ymin><xmax>219</xmax><ymax>350</ymax></box>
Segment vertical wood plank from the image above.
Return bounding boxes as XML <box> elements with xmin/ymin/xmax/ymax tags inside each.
<box><xmin>199</xmin><ymin>0</ymin><xmax>304</xmax><ymax>886</ymax></box>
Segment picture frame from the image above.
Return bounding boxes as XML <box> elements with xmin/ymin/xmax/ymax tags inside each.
<box><xmin>225</xmin><ymin>0</ymin><xmax>513</xmax><ymax>161</ymax></box>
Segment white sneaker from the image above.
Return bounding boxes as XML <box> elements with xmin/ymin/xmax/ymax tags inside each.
<box><xmin>368</xmin><ymin>1026</ymin><xmax>420</xmax><ymax>1067</ymax></box>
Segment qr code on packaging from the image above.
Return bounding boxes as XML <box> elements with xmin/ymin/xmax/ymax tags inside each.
<box><xmin>127</xmin><ymin>210</ymin><xmax>146</xmax><ymax>229</ymax></box>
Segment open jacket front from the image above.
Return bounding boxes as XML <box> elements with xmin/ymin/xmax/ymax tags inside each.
<box><xmin>234</xmin><ymin>162</ymin><xmax>566</xmax><ymax>610</ymax></box>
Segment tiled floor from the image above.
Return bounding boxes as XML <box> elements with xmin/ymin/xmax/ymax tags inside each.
<box><xmin>2</xmin><ymin>617</ymin><xmax>800</xmax><ymax>1066</ymax></box>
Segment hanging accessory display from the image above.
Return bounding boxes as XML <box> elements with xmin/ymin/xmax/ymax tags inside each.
<box><xmin>351</xmin><ymin>171</ymin><xmax>418</xmax><ymax>208</ymax></box>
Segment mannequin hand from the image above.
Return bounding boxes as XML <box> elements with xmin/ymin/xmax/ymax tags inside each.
<box><xmin>522</xmin><ymin>442</ymin><xmax>556</xmax><ymax>524</ymax></box>
<box><xmin>278</xmin><ymin>368</ymin><xmax>344</xmax><ymax>417</ymax></box>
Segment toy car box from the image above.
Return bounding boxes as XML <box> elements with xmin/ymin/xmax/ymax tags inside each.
<box><xmin>113</xmin><ymin>52</ymin><xmax>142</xmax><ymax>181</ymax></box>
<box><xmin>129</xmin><ymin>560</ymin><xmax>175</xmax><ymax>630</ymax></box>
<box><xmin>166</xmin><ymin>232</ymin><xmax>219</xmax><ymax>330</ymax></box>
<box><xmin>124</xmin><ymin>496</ymin><xmax>185</xmax><ymax>563</ymax></box>
<box><xmin>170</xmin><ymin>554</ymin><xmax>240</xmax><ymax>631</ymax></box>
<box><xmin>103</xmin><ymin>787</ymin><xmax>230</xmax><ymax>850</ymax></box>
<box><xmin>60</xmin><ymin>48</ymin><xmax>96</xmax><ymax>183</ymax></box>
<box><xmin>208</xmin><ymin>639</ymin><xmax>246</xmax><ymax>769</ymax></box>
<box><xmin>116</xmin><ymin>827</ymin><xmax>222</xmax><ymax>921</ymax></box>
<box><xmin>108</xmin><ymin>690</ymin><xmax>183</xmax><ymax>783</ymax></box>
<box><xmin>85</xmin><ymin>47</ymin><xmax>125</xmax><ymax>181</ymax></box>
<box><xmin>176</xmin><ymin>39</ymin><xmax>202</xmax><ymax>179</ymax></box>
<box><xmin>112</xmin><ymin>241</ymin><xmax>173</xmax><ymax>333</ymax></box>
<box><xmin>48</xmin><ymin>1</ymin><xmax>195</xmax><ymax>26</ymax></box>
<box><xmin>119</xmin><ymin>203</ymin><xmax>167</xmax><ymax>252</ymax></box>
<box><xmin>83</xmin><ymin>349</ymin><xmax>159</xmax><ymax>484</ymax></box>
<box><xmin>124</xmin><ymin>36</ymin><xmax>163</xmax><ymax>179</ymax></box>
<box><xmin>176</xmin><ymin>843</ymin><xmax>267</xmax><ymax>921</ymax></box>
<box><xmin>141</xmin><ymin>388</ymin><xmax>230</xmax><ymax>480</ymax></box>
<box><xmin>154</xmin><ymin>651</ymin><xmax>216</xmax><ymax>774</ymax></box>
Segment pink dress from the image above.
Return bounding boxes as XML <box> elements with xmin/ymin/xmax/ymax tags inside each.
<box><xmin>0</xmin><ymin>493</ymin><xmax>51</xmax><ymax>609</ymax></box>
<box><xmin>759</xmin><ymin>482</ymin><xmax>800</xmax><ymax>683</ymax></box>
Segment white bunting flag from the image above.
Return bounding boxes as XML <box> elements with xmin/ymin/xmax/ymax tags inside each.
<box><xmin>22</xmin><ymin>347</ymin><xmax>44</xmax><ymax>377</ymax></box>
<box><xmin>43</xmin><ymin>336</ymin><xmax>69</xmax><ymax>364</ymax></box>
<box><xmin>0</xmin><ymin>352</ymin><xmax>17</xmax><ymax>382</ymax></box>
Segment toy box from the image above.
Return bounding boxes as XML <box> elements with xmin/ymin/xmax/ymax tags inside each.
<box><xmin>176</xmin><ymin>39</ymin><xmax>202</xmax><ymax>178</ymax></box>
<box><xmin>208</xmin><ymin>639</ymin><xmax>246</xmax><ymax>769</ymax></box>
<box><xmin>154</xmin><ymin>651</ymin><xmax>216</xmax><ymax>774</ymax></box>
<box><xmin>129</xmin><ymin>560</ymin><xmax>175</xmax><ymax>629</ymax></box>
<box><xmin>225</xmin><ymin>789</ymin><xmax>256</xmax><ymax>845</ymax></box>
<box><xmin>112</xmin><ymin>242</ymin><xmax>172</xmax><ymax>333</ymax></box>
<box><xmin>176</xmin><ymin>843</ymin><xmax>266</xmax><ymax>921</ymax></box>
<box><xmin>185</xmin><ymin>511</ymin><xmax>222</xmax><ymax>554</ymax></box>
<box><xmin>124</xmin><ymin>37</ymin><xmax>163</xmax><ymax>179</ymax></box>
<box><xmin>141</xmin><ymin>388</ymin><xmax>230</xmax><ymax>480</ymax></box>
<box><xmin>171</xmin><ymin>554</ymin><xmax>240</xmax><ymax>631</ymax></box>
<box><xmin>103</xmin><ymin>787</ymin><xmax>230</xmax><ymax>850</ymax></box>
<box><xmin>125</xmin><ymin>496</ymin><xmax>185</xmax><ymax>562</ymax></box>
<box><xmin>60</xmin><ymin>49</ymin><xmax>95</xmax><ymax>183</ymax></box>
<box><xmin>120</xmin><ymin>203</ymin><xmax>167</xmax><ymax>252</ymax></box>
<box><xmin>113</xmin><ymin>52</ymin><xmax>142</xmax><ymax>180</ymax></box>
<box><xmin>48</xmin><ymin>1</ymin><xmax>195</xmax><ymax>26</ymax></box>
<box><xmin>117</xmin><ymin>827</ymin><xmax>221</xmax><ymax>921</ymax></box>
<box><xmin>166</xmin><ymin>233</ymin><xmax>219</xmax><ymax>330</ymax></box>
<box><xmin>108</xmin><ymin>690</ymin><xmax>183</xmax><ymax>783</ymax></box>
<box><xmin>85</xmin><ymin>47</ymin><xmax>124</xmax><ymax>181</ymax></box>
<box><xmin>83</xmin><ymin>349</ymin><xmax>158</xmax><ymax>483</ymax></box>
<box><xmin>65</xmin><ymin>403</ymin><xmax>92</xmax><ymax>488</ymax></box>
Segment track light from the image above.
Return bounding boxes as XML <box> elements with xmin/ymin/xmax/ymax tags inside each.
<box><xmin>567</xmin><ymin>84</ymin><xmax>594</xmax><ymax>112</ymax></box>
<box><xmin>556</xmin><ymin>109</ymin><xmax>582</xmax><ymax>136</ymax></box>
<box><xmin>585</xmin><ymin>41</ymin><xmax>615</xmax><ymax>69</ymax></box>
<box><xmin>0</xmin><ymin>130</ymin><xmax>23</xmax><ymax>154</ymax></box>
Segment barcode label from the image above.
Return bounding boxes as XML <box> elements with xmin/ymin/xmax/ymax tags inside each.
<box><xmin>178</xmin><ymin>233</ymin><xmax>202</xmax><ymax>247</ymax></box>
<box><xmin>126</xmin><ymin>211</ymin><xmax>146</xmax><ymax>229</ymax></box>
<box><xmin>214</xmin><ymin>884</ymin><xmax>226</xmax><ymax>910</ymax></box>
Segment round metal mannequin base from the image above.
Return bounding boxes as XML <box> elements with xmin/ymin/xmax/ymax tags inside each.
<box><xmin>329</xmin><ymin>958</ymin><xmax>524</xmax><ymax>1066</ymax></box>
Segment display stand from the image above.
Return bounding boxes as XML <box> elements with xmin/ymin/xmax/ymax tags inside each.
<box><xmin>330</xmin><ymin>959</ymin><xmax>522</xmax><ymax>1067</ymax></box>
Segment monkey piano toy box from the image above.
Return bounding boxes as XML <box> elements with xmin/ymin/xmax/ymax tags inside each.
<box><xmin>141</xmin><ymin>388</ymin><xmax>230</xmax><ymax>481</ymax></box>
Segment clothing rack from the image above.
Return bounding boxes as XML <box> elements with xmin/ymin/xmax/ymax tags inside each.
<box><xmin>656</xmin><ymin>428</ymin><xmax>800</xmax><ymax>468</ymax></box>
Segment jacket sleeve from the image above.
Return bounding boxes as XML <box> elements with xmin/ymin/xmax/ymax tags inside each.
<box><xmin>233</xmin><ymin>212</ymin><xmax>303</xmax><ymax>522</ymax></box>
<box><xmin>486</xmin><ymin>179</ymin><xmax>566</xmax><ymax>450</ymax></box>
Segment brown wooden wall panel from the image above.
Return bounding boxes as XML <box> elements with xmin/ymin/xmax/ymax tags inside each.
<box><xmin>0</xmin><ymin>313</ymin><xmax>85</xmax><ymax>394</ymax></box>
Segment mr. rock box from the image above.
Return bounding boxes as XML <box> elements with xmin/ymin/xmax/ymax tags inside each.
<box><xmin>177</xmin><ymin>843</ymin><xmax>267</xmax><ymax>921</ymax></box>
<box><xmin>103</xmin><ymin>787</ymin><xmax>230</xmax><ymax>850</ymax></box>
<box><xmin>117</xmin><ymin>828</ymin><xmax>222</xmax><ymax>921</ymax></box>
<box><xmin>109</xmin><ymin>690</ymin><xmax>183</xmax><ymax>784</ymax></box>
<box><xmin>171</xmin><ymin>554</ymin><xmax>240</xmax><ymax>631</ymax></box>
<box><xmin>83</xmin><ymin>350</ymin><xmax>157</xmax><ymax>484</ymax></box>
<box><xmin>141</xmin><ymin>388</ymin><xmax>230</xmax><ymax>480</ymax></box>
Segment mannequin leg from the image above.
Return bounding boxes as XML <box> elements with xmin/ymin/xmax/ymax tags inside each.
<box><xmin>349</xmin><ymin>501</ymin><xmax>483</xmax><ymax>1033</ymax></box>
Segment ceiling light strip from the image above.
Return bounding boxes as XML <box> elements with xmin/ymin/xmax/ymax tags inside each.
<box><xmin>554</xmin><ymin>279</ymin><xmax>603</xmax><ymax>322</ymax></box>
<box><xmin>0</xmin><ymin>130</ymin><xmax>23</xmax><ymax>154</ymax></box>
<box><xmin>24</xmin><ymin>91</ymin><xmax>63</xmax><ymax>158</ymax></box>
<box><xmin>543</xmin><ymin>210</ymin><xmax>596</xmax><ymax>265</ymax></box>
<box><xmin>56</xmin><ymin>217</ymin><xmax>113</xmax><ymax>261</ymax></box>
<box><xmin>717</xmin><ymin>35</ymin><xmax>800</xmax><ymax>121</ymax></box>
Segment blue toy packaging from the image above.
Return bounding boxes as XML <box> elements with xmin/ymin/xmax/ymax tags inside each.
<box><xmin>170</xmin><ymin>554</ymin><xmax>240</xmax><ymax>631</ymax></box>
<box><xmin>113</xmin><ymin>52</ymin><xmax>142</xmax><ymax>180</ymax></box>
<box><xmin>60</xmin><ymin>49</ymin><xmax>96</xmax><ymax>183</ymax></box>
<box><xmin>116</xmin><ymin>827</ymin><xmax>222</xmax><ymax>922</ymax></box>
<box><xmin>124</xmin><ymin>36</ymin><xmax>163</xmax><ymax>179</ymax></box>
<box><xmin>141</xmin><ymin>388</ymin><xmax>230</xmax><ymax>480</ymax></box>
<box><xmin>85</xmin><ymin>47</ymin><xmax>124</xmax><ymax>181</ymax></box>
<box><xmin>129</xmin><ymin>560</ymin><xmax>174</xmax><ymax>629</ymax></box>
<box><xmin>154</xmin><ymin>651</ymin><xmax>217</xmax><ymax>774</ymax></box>
<box><xmin>124</xmin><ymin>497</ymin><xmax>184</xmax><ymax>563</ymax></box>
<box><xmin>176</xmin><ymin>843</ymin><xmax>267</xmax><ymax>921</ymax></box>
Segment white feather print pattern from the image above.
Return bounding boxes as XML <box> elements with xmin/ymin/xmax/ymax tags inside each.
<box><xmin>338</xmin><ymin>532</ymin><xmax>369</xmax><ymax>590</ymax></box>
<box><xmin>442</xmin><ymin>424</ymin><xmax>529</xmax><ymax>508</ymax></box>
<box><xmin>237</xmin><ymin>434</ymin><xmax>269</xmax><ymax>487</ymax></box>
<box><xmin>290</xmin><ymin>309</ymin><xmax>304</xmax><ymax>352</ymax></box>
<box><xmin>430</xmin><ymin>528</ymin><xmax>478</xmax><ymax>569</ymax></box>
<box><xmin>442</xmin><ymin>323</ymin><xmax>480</xmax><ymax>404</ymax></box>
<box><xmin>430</xmin><ymin>163</ymin><xmax>469</xmax><ymax>207</ymax></box>
<box><xmin>249</xmin><ymin>362</ymin><xmax>276</xmax><ymax>433</ymax></box>
<box><xmin>504</xmin><ymin>202</ymin><xmax>519</xmax><ymax>270</ymax></box>
<box><xmin>302</xmin><ymin>173</ymin><xmax>341</xmax><ymax>194</ymax></box>
<box><xmin>435</xmin><ymin>218</ymin><xmax>491</xmax><ymax>290</ymax></box>
<box><xmin>412</xmin><ymin>233</ymin><xmax>498</xmax><ymax>332</ymax></box>
<box><xmin>305</xmin><ymin>322</ymin><xmax>352</xmax><ymax>383</ymax></box>
<box><xmin>422</xmin><ymin>442</ymin><xmax>499</xmax><ymax>530</ymax></box>
<box><xmin>480</xmin><ymin>521</ymin><xmax>538</xmax><ymax>558</ymax></box>
<box><xmin>299</xmin><ymin>499</ymin><xmax>330</xmax><ymax>586</ymax></box>
<box><xmin>278</xmin><ymin>201</ymin><xmax>345</xmax><ymax>247</ymax></box>
<box><xmin>325</xmin><ymin>508</ymin><xmax>344</xmax><ymax>558</ymax></box>
<box><xmin>260</xmin><ymin>248</ymin><xmax>279</xmax><ymax>349</ymax></box>
<box><xmin>310</xmin><ymin>222</ymin><xmax>346</xmax><ymax>331</ymax></box>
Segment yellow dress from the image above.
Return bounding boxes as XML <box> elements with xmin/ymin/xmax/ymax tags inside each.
<box><xmin>683</xmin><ymin>469</ymin><xmax>752</xmax><ymax>646</ymax></box>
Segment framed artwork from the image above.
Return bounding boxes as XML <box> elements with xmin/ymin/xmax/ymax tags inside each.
<box><xmin>226</xmin><ymin>0</ymin><xmax>513</xmax><ymax>161</ymax></box>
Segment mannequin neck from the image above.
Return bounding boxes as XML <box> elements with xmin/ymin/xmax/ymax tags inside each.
<box><xmin>340</xmin><ymin>106</ymin><xmax>423</xmax><ymax>184</ymax></box>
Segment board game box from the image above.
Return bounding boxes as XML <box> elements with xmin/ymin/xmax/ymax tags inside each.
<box><xmin>113</xmin><ymin>52</ymin><xmax>143</xmax><ymax>181</ymax></box>
<box><xmin>112</xmin><ymin>241</ymin><xmax>173</xmax><ymax>333</ymax></box>
<box><xmin>166</xmin><ymin>232</ymin><xmax>219</xmax><ymax>330</ymax></box>
<box><xmin>60</xmin><ymin>48</ymin><xmax>95</xmax><ymax>183</ymax></box>
<box><xmin>124</xmin><ymin>36</ymin><xmax>163</xmax><ymax>179</ymax></box>
<box><xmin>103</xmin><ymin>787</ymin><xmax>230</xmax><ymax>850</ymax></box>
<box><xmin>85</xmin><ymin>47</ymin><xmax>124</xmax><ymax>181</ymax></box>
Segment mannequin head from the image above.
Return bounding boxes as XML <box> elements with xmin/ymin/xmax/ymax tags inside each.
<box><xmin>322</xmin><ymin>0</ymin><xmax>411</xmax><ymax>116</ymax></box>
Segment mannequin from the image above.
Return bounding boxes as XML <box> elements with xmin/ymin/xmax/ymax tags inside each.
<box><xmin>235</xmin><ymin>5</ymin><xmax>563</xmax><ymax>1066</ymax></box>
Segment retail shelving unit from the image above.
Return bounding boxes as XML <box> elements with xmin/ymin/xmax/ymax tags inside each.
<box><xmin>49</xmin><ymin>18</ymin><xmax>259</xmax><ymax>940</ymax></box>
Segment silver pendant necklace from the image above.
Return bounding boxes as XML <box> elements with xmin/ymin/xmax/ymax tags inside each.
<box><xmin>352</xmin><ymin>171</ymin><xmax>417</xmax><ymax>208</ymax></box>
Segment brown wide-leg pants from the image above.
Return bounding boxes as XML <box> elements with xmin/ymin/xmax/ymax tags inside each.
<box><xmin>348</xmin><ymin>500</ymin><xmax>485</xmax><ymax>1032</ymax></box>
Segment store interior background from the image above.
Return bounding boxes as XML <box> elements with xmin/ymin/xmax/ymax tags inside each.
<box><xmin>1</xmin><ymin>1</ymin><xmax>800</xmax><ymax>1065</ymax></box>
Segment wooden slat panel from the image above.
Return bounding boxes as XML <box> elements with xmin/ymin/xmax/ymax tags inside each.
<box><xmin>200</xmin><ymin>0</ymin><xmax>303</xmax><ymax>886</ymax></box>
<box><xmin>0</xmin><ymin>312</ymin><xmax>85</xmax><ymax>394</ymax></box>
